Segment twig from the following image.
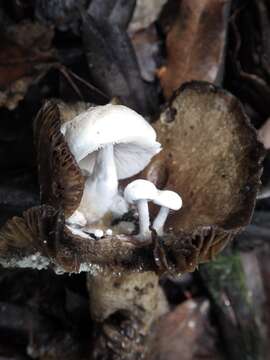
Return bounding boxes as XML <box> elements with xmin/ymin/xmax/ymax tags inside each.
<box><xmin>67</xmin><ymin>68</ymin><xmax>110</xmax><ymax>100</ymax></box>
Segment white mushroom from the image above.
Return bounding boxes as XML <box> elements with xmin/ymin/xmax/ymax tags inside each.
<box><xmin>106</xmin><ymin>229</ymin><xmax>113</xmax><ymax>236</ymax></box>
<box><xmin>61</xmin><ymin>104</ymin><xmax>161</xmax><ymax>224</ymax></box>
<box><xmin>124</xmin><ymin>179</ymin><xmax>158</xmax><ymax>241</ymax></box>
<box><xmin>94</xmin><ymin>229</ymin><xmax>104</xmax><ymax>238</ymax></box>
<box><xmin>66</xmin><ymin>210</ymin><xmax>87</xmax><ymax>227</ymax></box>
<box><xmin>152</xmin><ymin>190</ymin><xmax>182</xmax><ymax>235</ymax></box>
<box><xmin>110</xmin><ymin>193</ymin><xmax>129</xmax><ymax>219</ymax></box>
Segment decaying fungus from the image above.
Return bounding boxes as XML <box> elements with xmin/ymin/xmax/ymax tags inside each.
<box><xmin>0</xmin><ymin>82</ymin><xmax>264</xmax><ymax>275</ymax></box>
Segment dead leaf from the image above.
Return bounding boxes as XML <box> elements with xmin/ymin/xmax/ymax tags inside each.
<box><xmin>35</xmin><ymin>0</ymin><xmax>85</xmax><ymax>32</ymax></box>
<box><xmin>131</xmin><ymin>24</ymin><xmax>161</xmax><ymax>82</ymax></box>
<box><xmin>82</xmin><ymin>7</ymin><xmax>158</xmax><ymax>115</ymax></box>
<box><xmin>148</xmin><ymin>299</ymin><xmax>223</xmax><ymax>360</ymax></box>
<box><xmin>128</xmin><ymin>0</ymin><xmax>167</xmax><ymax>33</ymax></box>
<box><xmin>159</xmin><ymin>0</ymin><xmax>231</xmax><ymax>99</ymax></box>
<box><xmin>258</xmin><ymin>118</ymin><xmax>270</xmax><ymax>149</ymax></box>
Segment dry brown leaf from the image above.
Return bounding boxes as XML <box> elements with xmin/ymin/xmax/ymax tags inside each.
<box><xmin>148</xmin><ymin>299</ymin><xmax>223</xmax><ymax>360</ymax></box>
<box><xmin>159</xmin><ymin>0</ymin><xmax>231</xmax><ymax>99</ymax></box>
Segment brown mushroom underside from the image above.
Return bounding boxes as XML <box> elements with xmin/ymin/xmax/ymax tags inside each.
<box><xmin>150</xmin><ymin>82</ymin><xmax>263</xmax><ymax>231</ymax></box>
<box><xmin>0</xmin><ymin>82</ymin><xmax>264</xmax><ymax>274</ymax></box>
<box><xmin>34</xmin><ymin>100</ymin><xmax>86</xmax><ymax>218</ymax></box>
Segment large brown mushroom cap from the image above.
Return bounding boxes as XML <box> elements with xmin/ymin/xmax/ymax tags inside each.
<box><xmin>151</xmin><ymin>82</ymin><xmax>263</xmax><ymax>231</ymax></box>
<box><xmin>0</xmin><ymin>82</ymin><xmax>264</xmax><ymax>275</ymax></box>
<box><xmin>144</xmin><ymin>81</ymin><xmax>264</xmax><ymax>269</ymax></box>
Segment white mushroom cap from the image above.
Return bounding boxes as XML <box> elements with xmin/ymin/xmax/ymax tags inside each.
<box><xmin>61</xmin><ymin>104</ymin><xmax>161</xmax><ymax>179</ymax></box>
<box><xmin>124</xmin><ymin>179</ymin><xmax>158</xmax><ymax>203</ymax></box>
<box><xmin>153</xmin><ymin>190</ymin><xmax>182</xmax><ymax>210</ymax></box>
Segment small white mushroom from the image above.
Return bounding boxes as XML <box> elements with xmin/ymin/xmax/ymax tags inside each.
<box><xmin>124</xmin><ymin>179</ymin><xmax>158</xmax><ymax>241</ymax></box>
<box><xmin>152</xmin><ymin>190</ymin><xmax>182</xmax><ymax>235</ymax></box>
<box><xmin>106</xmin><ymin>229</ymin><xmax>113</xmax><ymax>236</ymax></box>
<box><xmin>94</xmin><ymin>229</ymin><xmax>104</xmax><ymax>238</ymax></box>
<box><xmin>61</xmin><ymin>104</ymin><xmax>161</xmax><ymax>224</ymax></box>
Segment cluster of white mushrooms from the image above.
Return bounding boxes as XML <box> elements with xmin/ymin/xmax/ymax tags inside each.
<box><xmin>60</xmin><ymin>103</ymin><xmax>182</xmax><ymax>240</ymax></box>
<box><xmin>124</xmin><ymin>179</ymin><xmax>182</xmax><ymax>239</ymax></box>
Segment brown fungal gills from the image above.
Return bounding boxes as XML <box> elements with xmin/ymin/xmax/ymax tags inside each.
<box><xmin>34</xmin><ymin>100</ymin><xmax>87</xmax><ymax>218</ymax></box>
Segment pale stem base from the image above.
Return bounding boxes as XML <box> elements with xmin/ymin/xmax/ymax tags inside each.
<box><xmin>152</xmin><ymin>207</ymin><xmax>169</xmax><ymax>235</ymax></box>
<box><xmin>137</xmin><ymin>199</ymin><xmax>151</xmax><ymax>241</ymax></box>
<box><xmin>78</xmin><ymin>144</ymin><xmax>118</xmax><ymax>224</ymax></box>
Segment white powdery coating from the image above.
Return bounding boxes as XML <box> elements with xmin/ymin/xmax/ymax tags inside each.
<box><xmin>78</xmin><ymin>263</ymin><xmax>102</xmax><ymax>274</ymax></box>
<box><xmin>0</xmin><ymin>254</ymin><xmax>102</xmax><ymax>276</ymax></box>
<box><xmin>0</xmin><ymin>252</ymin><xmax>50</xmax><ymax>270</ymax></box>
<box><xmin>54</xmin><ymin>263</ymin><xmax>102</xmax><ymax>275</ymax></box>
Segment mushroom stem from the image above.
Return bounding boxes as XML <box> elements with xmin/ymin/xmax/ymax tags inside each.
<box><xmin>136</xmin><ymin>199</ymin><xmax>151</xmax><ymax>240</ymax></box>
<box><xmin>79</xmin><ymin>144</ymin><xmax>118</xmax><ymax>223</ymax></box>
<box><xmin>95</xmin><ymin>144</ymin><xmax>116</xmax><ymax>179</ymax></box>
<box><xmin>152</xmin><ymin>207</ymin><xmax>170</xmax><ymax>235</ymax></box>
